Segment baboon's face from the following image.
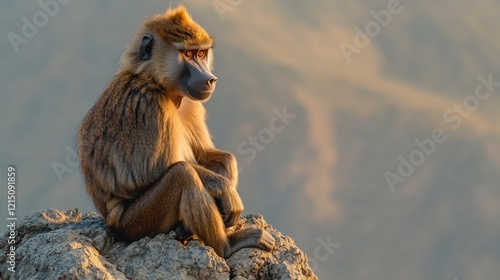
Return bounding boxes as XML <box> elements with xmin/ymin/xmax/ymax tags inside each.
<box><xmin>176</xmin><ymin>47</ymin><xmax>217</xmax><ymax>101</ymax></box>
<box><xmin>135</xmin><ymin>7</ymin><xmax>217</xmax><ymax>101</ymax></box>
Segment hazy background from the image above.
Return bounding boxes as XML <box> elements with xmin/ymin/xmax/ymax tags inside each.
<box><xmin>1</xmin><ymin>1</ymin><xmax>500</xmax><ymax>279</ymax></box>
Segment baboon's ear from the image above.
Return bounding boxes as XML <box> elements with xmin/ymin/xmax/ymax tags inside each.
<box><xmin>140</xmin><ymin>35</ymin><xmax>155</xmax><ymax>60</ymax></box>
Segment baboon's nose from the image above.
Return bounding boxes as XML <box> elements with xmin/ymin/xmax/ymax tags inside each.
<box><xmin>207</xmin><ymin>77</ymin><xmax>217</xmax><ymax>87</ymax></box>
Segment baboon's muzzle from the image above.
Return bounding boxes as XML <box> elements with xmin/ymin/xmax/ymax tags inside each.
<box><xmin>182</xmin><ymin>58</ymin><xmax>217</xmax><ymax>101</ymax></box>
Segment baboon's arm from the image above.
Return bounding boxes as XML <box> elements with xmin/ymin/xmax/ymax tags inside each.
<box><xmin>192</xmin><ymin>164</ymin><xmax>243</xmax><ymax>227</ymax></box>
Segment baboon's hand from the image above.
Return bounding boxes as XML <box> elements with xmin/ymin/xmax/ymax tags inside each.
<box><xmin>220</xmin><ymin>189</ymin><xmax>243</xmax><ymax>228</ymax></box>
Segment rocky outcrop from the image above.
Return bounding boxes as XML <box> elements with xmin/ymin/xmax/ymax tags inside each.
<box><xmin>0</xmin><ymin>209</ymin><xmax>317</xmax><ymax>280</ymax></box>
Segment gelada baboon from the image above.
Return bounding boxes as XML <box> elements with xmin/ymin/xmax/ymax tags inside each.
<box><xmin>77</xmin><ymin>5</ymin><xmax>274</xmax><ymax>258</ymax></box>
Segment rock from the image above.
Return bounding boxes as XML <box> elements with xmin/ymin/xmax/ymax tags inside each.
<box><xmin>0</xmin><ymin>209</ymin><xmax>318</xmax><ymax>280</ymax></box>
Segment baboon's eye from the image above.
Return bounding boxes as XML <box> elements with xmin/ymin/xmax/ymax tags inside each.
<box><xmin>184</xmin><ymin>50</ymin><xmax>193</xmax><ymax>58</ymax></box>
<box><xmin>197</xmin><ymin>50</ymin><xmax>206</xmax><ymax>58</ymax></box>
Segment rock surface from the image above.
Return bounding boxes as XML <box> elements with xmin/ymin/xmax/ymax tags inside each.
<box><xmin>0</xmin><ymin>209</ymin><xmax>318</xmax><ymax>280</ymax></box>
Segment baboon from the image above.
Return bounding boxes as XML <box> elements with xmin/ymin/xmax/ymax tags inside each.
<box><xmin>77</xmin><ymin>5</ymin><xmax>274</xmax><ymax>258</ymax></box>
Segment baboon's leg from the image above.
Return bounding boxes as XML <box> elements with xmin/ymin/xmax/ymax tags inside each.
<box><xmin>117</xmin><ymin>162</ymin><xmax>184</xmax><ymax>240</ymax></box>
<box><xmin>118</xmin><ymin>161</ymin><xmax>229</xmax><ymax>256</ymax></box>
